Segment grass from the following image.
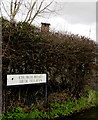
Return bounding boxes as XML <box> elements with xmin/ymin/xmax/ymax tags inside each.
<box><xmin>1</xmin><ymin>89</ymin><xmax>98</xmax><ymax>120</ymax></box>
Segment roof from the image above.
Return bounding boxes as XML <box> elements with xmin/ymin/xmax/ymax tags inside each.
<box><xmin>41</xmin><ymin>23</ymin><xmax>50</xmax><ymax>26</ymax></box>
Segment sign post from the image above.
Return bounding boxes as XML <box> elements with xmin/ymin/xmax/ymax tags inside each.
<box><xmin>7</xmin><ymin>74</ymin><xmax>48</xmax><ymax>109</ymax></box>
<box><xmin>45</xmin><ymin>74</ymin><xmax>48</xmax><ymax>108</ymax></box>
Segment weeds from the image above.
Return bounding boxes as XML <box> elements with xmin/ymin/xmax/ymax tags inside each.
<box><xmin>2</xmin><ymin>89</ymin><xmax>98</xmax><ymax>120</ymax></box>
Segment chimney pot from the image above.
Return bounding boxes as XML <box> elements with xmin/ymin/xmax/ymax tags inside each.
<box><xmin>41</xmin><ymin>22</ymin><xmax>50</xmax><ymax>32</ymax></box>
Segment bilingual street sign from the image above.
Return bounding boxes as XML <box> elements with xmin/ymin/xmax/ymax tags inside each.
<box><xmin>7</xmin><ymin>74</ymin><xmax>46</xmax><ymax>86</ymax></box>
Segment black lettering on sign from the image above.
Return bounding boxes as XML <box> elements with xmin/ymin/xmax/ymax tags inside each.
<box><xmin>19</xmin><ymin>80</ymin><xmax>23</xmax><ymax>83</ymax></box>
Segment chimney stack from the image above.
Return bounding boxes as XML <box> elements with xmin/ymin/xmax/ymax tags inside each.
<box><xmin>41</xmin><ymin>23</ymin><xmax>50</xmax><ymax>32</ymax></box>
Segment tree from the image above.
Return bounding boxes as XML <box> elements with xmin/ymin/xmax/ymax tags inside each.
<box><xmin>1</xmin><ymin>0</ymin><xmax>53</xmax><ymax>24</ymax></box>
<box><xmin>1</xmin><ymin>0</ymin><xmax>54</xmax><ymax>57</ymax></box>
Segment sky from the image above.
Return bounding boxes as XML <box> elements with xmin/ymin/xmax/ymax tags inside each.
<box><xmin>1</xmin><ymin>0</ymin><xmax>97</xmax><ymax>41</ymax></box>
<box><xmin>33</xmin><ymin>1</ymin><xmax>96</xmax><ymax>41</ymax></box>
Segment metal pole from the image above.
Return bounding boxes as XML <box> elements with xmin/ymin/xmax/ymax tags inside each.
<box><xmin>45</xmin><ymin>73</ymin><xmax>48</xmax><ymax>108</ymax></box>
<box><xmin>5</xmin><ymin>85</ymin><xmax>7</xmax><ymax>113</ymax></box>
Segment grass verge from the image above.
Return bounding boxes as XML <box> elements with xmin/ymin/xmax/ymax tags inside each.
<box><xmin>1</xmin><ymin>89</ymin><xmax>98</xmax><ymax>120</ymax></box>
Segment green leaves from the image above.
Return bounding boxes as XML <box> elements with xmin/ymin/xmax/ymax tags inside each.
<box><xmin>2</xmin><ymin>90</ymin><xmax>98</xmax><ymax>120</ymax></box>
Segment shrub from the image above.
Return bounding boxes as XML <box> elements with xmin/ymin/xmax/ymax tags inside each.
<box><xmin>2</xmin><ymin>17</ymin><xmax>96</xmax><ymax>110</ymax></box>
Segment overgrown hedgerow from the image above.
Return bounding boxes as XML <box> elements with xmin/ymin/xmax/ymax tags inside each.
<box><xmin>2</xmin><ymin>17</ymin><xmax>96</xmax><ymax>109</ymax></box>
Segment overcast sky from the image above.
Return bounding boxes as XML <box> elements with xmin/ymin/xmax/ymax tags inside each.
<box><xmin>1</xmin><ymin>0</ymin><xmax>97</xmax><ymax>41</ymax></box>
<box><xmin>33</xmin><ymin>1</ymin><xmax>96</xmax><ymax>41</ymax></box>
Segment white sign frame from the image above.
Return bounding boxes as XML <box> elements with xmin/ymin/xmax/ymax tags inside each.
<box><xmin>7</xmin><ymin>74</ymin><xmax>46</xmax><ymax>86</ymax></box>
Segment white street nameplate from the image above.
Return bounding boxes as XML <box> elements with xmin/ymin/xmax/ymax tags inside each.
<box><xmin>7</xmin><ymin>74</ymin><xmax>46</xmax><ymax>86</ymax></box>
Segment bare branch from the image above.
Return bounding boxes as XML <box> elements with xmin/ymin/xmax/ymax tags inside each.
<box><xmin>10</xmin><ymin>0</ymin><xmax>23</xmax><ymax>22</ymax></box>
<box><xmin>1</xmin><ymin>2</ymin><xmax>10</xmax><ymax>17</ymax></box>
<box><xmin>2</xmin><ymin>0</ymin><xmax>54</xmax><ymax>24</ymax></box>
<box><xmin>29</xmin><ymin>0</ymin><xmax>53</xmax><ymax>24</ymax></box>
<box><xmin>10</xmin><ymin>0</ymin><xmax>13</xmax><ymax>15</ymax></box>
<box><xmin>39</xmin><ymin>1</ymin><xmax>53</xmax><ymax>13</ymax></box>
<box><xmin>25</xmin><ymin>0</ymin><xmax>37</xmax><ymax>22</ymax></box>
<box><xmin>28</xmin><ymin>1</ymin><xmax>37</xmax><ymax>20</ymax></box>
<box><xmin>14</xmin><ymin>0</ymin><xmax>18</xmax><ymax>12</ymax></box>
